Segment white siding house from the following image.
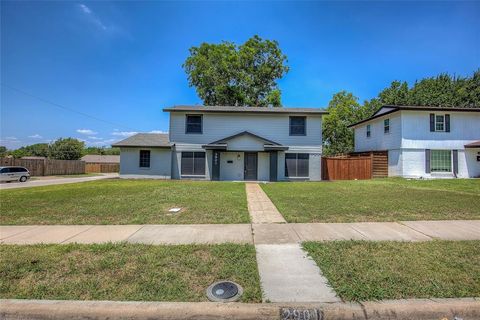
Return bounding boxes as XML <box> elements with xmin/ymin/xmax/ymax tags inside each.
<box><xmin>350</xmin><ymin>105</ymin><xmax>480</xmax><ymax>178</ymax></box>
<box><xmin>113</xmin><ymin>105</ymin><xmax>327</xmax><ymax>181</ymax></box>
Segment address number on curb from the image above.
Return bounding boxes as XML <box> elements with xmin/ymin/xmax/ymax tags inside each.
<box><xmin>280</xmin><ymin>308</ymin><xmax>321</xmax><ymax>320</ymax></box>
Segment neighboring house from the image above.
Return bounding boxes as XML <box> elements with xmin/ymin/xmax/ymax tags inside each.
<box><xmin>349</xmin><ymin>105</ymin><xmax>480</xmax><ymax>178</ymax></box>
<box><xmin>112</xmin><ymin>105</ymin><xmax>327</xmax><ymax>181</ymax></box>
<box><xmin>80</xmin><ymin>155</ymin><xmax>120</xmax><ymax>164</ymax></box>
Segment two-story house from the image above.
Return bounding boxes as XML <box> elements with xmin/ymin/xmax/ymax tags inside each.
<box><xmin>113</xmin><ymin>105</ymin><xmax>327</xmax><ymax>181</ymax></box>
<box><xmin>349</xmin><ymin>105</ymin><xmax>480</xmax><ymax>178</ymax></box>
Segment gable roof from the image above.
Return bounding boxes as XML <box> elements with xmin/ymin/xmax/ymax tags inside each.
<box><xmin>163</xmin><ymin>105</ymin><xmax>327</xmax><ymax>115</ymax></box>
<box><xmin>112</xmin><ymin>133</ymin><xmax>170</xmax><ymax>148</ymax></box>
<box><xmin>209</xmin><ymin>131</ymin><xmax>282</xmax><ymax>146</ymax></box>
<box><xmin>202</xmin><ymin>131</ymin><xmax>288</xmax><ymax>151</ymax></box>
<box><xmin>81</xmin><ymin>155</ymin><xmax>120</xmax><ymax>163</ymax></box>
<box><xmin>465</xmin><ymin>141</ymin><xmax>480</xmax><ymax>148</ymax></box>
<box><xmin>348</xmin><ymin>105</ymin><xmax>480</xmax><ymax>128</ymax></box>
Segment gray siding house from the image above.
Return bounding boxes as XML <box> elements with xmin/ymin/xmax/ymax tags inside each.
<box><xmin>113</xmin><ymin>105</ymin><xmax>327</xmax><ymax>181</ymax></box>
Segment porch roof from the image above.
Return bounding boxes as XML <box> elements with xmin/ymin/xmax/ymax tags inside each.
<box><xmin>201</xmin><ymin>131</ymin><xmax>289</xmax><ymax>151</ymax></box>
<box><xmin>465</xmin><ymin>140</ymin><xmax>480</xmax><ymax>148</ymax></box>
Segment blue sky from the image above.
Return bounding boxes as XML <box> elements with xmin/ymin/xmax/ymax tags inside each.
<box><xmin>1</xmin><ymin>1</ymin><xmax>479</xmax><ymax>149</ymax></box>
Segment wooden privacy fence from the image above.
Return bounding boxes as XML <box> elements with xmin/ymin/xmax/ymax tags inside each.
<box><xmin>322</xmin><ymin>156</ymin><xmax>372</xmax><ymax>180</ymax></box>
<box><xmin>0</xmin><ymin>158</ymin><xmax>85</xmax><ymax>176</ymax></box>
<box><xmin>322</xmin><ymin>151</ymin><xmax>388</xmax><ymax>180</ymax></box>
<box><xmin>85</xmin><ymin>163</ymin><xmax>119</xmax><ymax>173</ymax></box>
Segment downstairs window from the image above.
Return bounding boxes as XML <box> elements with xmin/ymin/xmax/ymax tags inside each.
<box><xmin>285</xmin><ymin>153</ymin><xmax>309</xmax><ymax>178</ymax></box>
<box><xmin>430</xmin><ymin>150</ymin><xmax>451</xmax><ymax>173</ymax></box>
<box><xmin>181</xmin><ymin>152</ymin><xmax>206</xmax><ymax>176</ymax></box>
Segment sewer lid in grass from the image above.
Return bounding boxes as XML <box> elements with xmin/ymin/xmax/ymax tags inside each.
<box><xmin>206</xmin><ymin>281</ymin><xmax>243</xmax><ymax>302</ymax></box>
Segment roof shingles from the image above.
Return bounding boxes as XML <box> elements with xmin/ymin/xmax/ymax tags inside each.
<box><xmin>112</xmin><ymin>133</ymin><xmax>170</xmax><ymax>148</ymax></box>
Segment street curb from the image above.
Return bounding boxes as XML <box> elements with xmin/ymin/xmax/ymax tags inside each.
<box><xmin>0</xmin><ymin>298</ymin><xmax>479</xmax><ymax>320</ymax></box>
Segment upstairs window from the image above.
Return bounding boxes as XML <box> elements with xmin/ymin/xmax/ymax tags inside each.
<box><xmin>384</xmin><ymin>119</ymin><xmax>390</xmax><ymax>134</ymax></box>
<box><xmin>285</xmin><ymin>153</ymin><xmax>309</xmax><ymax>178</ymax></box>
<box><xmin>289</xmin><ymin>116</ymin><xmax>306</xmax><ymax>136</ymax></box>
<box><xmin>139</xmin><ymin>150</ymin><xmax>150</xmax><ymax>168</ymax></box>
<box><xmin>181</xmin><ymin>152</ymin><xmax>206</xmax><ymax>176</ymax></box>
<box><xmin>435</xmin><ymin>115</ymin><xmax>445</xmax><ymax>132</ymax></box>
<box><xmin>185</xmin><ymin>115</ymin><xmax>202</xmax><ymax>134</ymax></box>
<box><xmin>430</xmin><ymin>113</ymin><xmax>450</xmax><ymax>132</ymax></box>
<box><xmin>366</xmin><ymin>125</ymin><xmax>371</xmax><ymax>138</ymax></box>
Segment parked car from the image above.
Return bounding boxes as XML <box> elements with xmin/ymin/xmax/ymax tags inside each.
<box><xmin>0</xmin><ymin>166</ymin><xmax>31</xmax><ymax>182</ymax></box>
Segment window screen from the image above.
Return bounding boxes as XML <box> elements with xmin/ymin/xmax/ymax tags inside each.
<box><xmin>435</xmin><ymin>115</ymin><xmax>445</xmax><ymax>131</ymax></box>
<box><xmin>384</xmin><ymin>119</ymin><xmax>390</xmax><ymax>134</ymax></box>
<box><xmin>289</xmin><ymin>116</ymin><xmax>306</xmax><ymax>136</ymax></box>
<box><xmin>430</xmin><ymin>150</ymin><xmax>451</xmax><ymax>172</ymax></box>
<box><xmin>181</xmin><ymin>152</ymin><xmax>206</xmax><ymax>175</ymax></box>
<box><xmin>366</xmin><ymin>125</ymin><xmax>371</xmax><ymax>137</ymax></box>
<box><xmin>186</xmin><ymin>115</ymin><xmax>202</xmax><ymax>134</ymax></box>
<box><xmin>139</xmin><ymin>150</ymin><xmax>150</xmax><ymax>168</ymax></box>
<box><xmin>285</xmin><ymin>153</ymin><xmax>309</xmax><ymax>177</ymax></box>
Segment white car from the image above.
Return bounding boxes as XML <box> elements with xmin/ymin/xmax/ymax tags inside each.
<box><xmin>0</xmin><ymin>166</ymin><xmax>31</xmax><ymax>182</ymax></box>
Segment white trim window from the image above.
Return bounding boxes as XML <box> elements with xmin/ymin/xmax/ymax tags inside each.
<box><xmin>430</xmin><ymin>150</ymin><xmax>451</xmax><ymax>173</ymax></box>
<box><xmin>366</xmin><ymin>124</ymin><xmax>371</xmax><ymax>138</ymax></box>
<box><xmin>435</xmin><ymin>115</ymin><xmax>445</xmax><ymax>132</ymax></box>
<box><xmin>384</xmin><ymin>119</ymin><xmax>390</xmax><ymax>134</ymax></box>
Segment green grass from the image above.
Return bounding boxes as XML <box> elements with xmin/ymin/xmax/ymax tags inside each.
<box><xmin>261</xmin><ymin>179</ymin><xmax>480</xmax><ymax>223</ymax></box>
<box><xmin>0</xmin><ymin>180</ymin><xmax>249</xmax><ymax>225</ymax></box>
<box><xmin>0</xmin><ymin>243</ymin><xmax>261</xmax><ymax>302</ymax></box>
<box><xmin>303</xmin><ymin>240</ymin><xmax>480</xmax><ymax>301</ymax></box>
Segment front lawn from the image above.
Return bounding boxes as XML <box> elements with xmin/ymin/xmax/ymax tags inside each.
<box><xmin>303</xmin><ymin>240</ymin><xmax>480</xmax><ymax>301</ymax></box>
<box><xmin>0</xmin><ymin>180</ymin><xmax>249</xmax><ymax>225</ymax></box>
<box><xmin>0</xmin><ymin>243</ymin><xmax>261</xmax><ymax>302</ymax></box>
<box><xmin>261</xmin><ymin>179</ymin><xmax>480</xmax><ymax>223</ymax></box>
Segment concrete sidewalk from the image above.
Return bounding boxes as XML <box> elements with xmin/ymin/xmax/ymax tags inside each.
<box><xmin>0</xmin><ymin>173</ymin><xmax>118</xmax><ymax>190</ymax></box>
<box><xmin>1</xmin><ymin>220</ymin><xmax>479</xmax><ymax>244</ymax></box>
<box><xmin>246</xmin><ymin>183</ymin><xmax>286</xmax><ymax>224</ymax></box>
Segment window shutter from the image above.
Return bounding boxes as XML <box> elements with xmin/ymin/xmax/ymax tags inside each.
<box><xmin>429</xmin><ymin>114</ymin><xmax>435</xmax><ymax>132</ymax></box>
<box><xmin>445</xmin><ymin>114</ymin><xmax>450</xmax><ymax>132</ymax></box>
<box><xmin>425</xmin><ymin>149</ymin><xmax>431</xmax><ymax>173</ymax></box>
<box><xmin>453</xmin><ymin>149</ymin><xmax>458</xmax><ymax>175</ymax></box>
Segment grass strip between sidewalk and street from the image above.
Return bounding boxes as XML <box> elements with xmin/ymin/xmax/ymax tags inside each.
<box><xmin>0</xmin><ymin>243</ymin><xmax>261</xmax><ymax>302</ymax></box>
<box><xmin>303</xmin><ymin>240</ymin><xmax>480</xmax><ymax>301</ymax></box>
<box><xmin>0</xmin><ymin>179</ymin><xmax>249</xmax><ymax>225</ymax></box>
<box><xmin>261</xmin><ymin>178</ymin><xmax>480</xmax><ymax>223</ymax></box>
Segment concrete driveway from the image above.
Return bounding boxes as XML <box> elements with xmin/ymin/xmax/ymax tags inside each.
<box><xmin>0</xmin><ymin>173</ymin><xmax>118</xmax><ymax>190</ymax></box>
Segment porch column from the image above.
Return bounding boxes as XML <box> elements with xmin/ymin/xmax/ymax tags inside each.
<box><xmin>212</xmin><ymin>150</ymin><xmax>221</xmax><ymax>181</ymax></box>
<box><xmin>269</xmin><ymin>151</ymin><xmax>278</xmax><ymax>181</ymax></box>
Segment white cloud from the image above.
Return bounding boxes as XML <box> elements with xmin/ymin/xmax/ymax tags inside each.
<box><xmin>111</xmin><ymin>131</ymin><xmax>138</xmax><ymax>137</ymax></box>
<box><xmin>149</xmin><ymin>130</ymin><xmax>168</xmax><ymax>134</ymax></box>
<box><xmin>88</xmin><ymin>136</ymin><xmax>102</xmax><ymax>140</ymax></box>
<box><xmin>76</xmin><ymin>129</ymin><xmax>98</xmax><ymax>135</ymax></box>
<box><xmin>77</xmin><ymin>3</ymin><xmax>107</xmax><ymax>31</ymax></box>
<box><xmin>28</xmin><ymin>134</ymin><xmax>43</xmax><ymax>139</ymax></box>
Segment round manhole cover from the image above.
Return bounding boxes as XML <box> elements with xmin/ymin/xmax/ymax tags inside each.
<box><xmin>206</xmin><ymin>281</ymin><xmax>243</xmax><ymax>302</ymax></box>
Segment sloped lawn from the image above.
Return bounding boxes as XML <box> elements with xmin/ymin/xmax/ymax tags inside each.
<box><xmin>0</xmin><ymin>243</ymin><xmax>261</xmax><ymax>302</ymax></box>
<box><xmin>1</xmin><ymin>179</ymin><xmax>249</xmax><ymax>225</ymax></box>
<box><xmin>261</xmin><ymin>179</ymin><xmax>480</xmax><ymax>222</ymax></box>
<box><xmin>303</xmin><ymin>240</ymin><xmax>480</xmax><ymax>301</ymax></box>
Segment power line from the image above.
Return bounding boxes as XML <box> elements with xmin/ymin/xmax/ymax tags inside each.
<box><xmin>1</xmin><ymin>83</ymin><xmax>141</xmax><ymax>132</ymax></box>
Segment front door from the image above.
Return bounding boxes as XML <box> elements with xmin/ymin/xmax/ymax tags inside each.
<box><xmin>244</xmin><ymin>152</ymin><xmax>258</xmax><ymax>180</ymax></box>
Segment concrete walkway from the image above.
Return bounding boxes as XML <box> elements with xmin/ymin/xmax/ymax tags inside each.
<box><xmin>0</xmin><ymin>173</ymin><xmax>118</xmax><ymax>190</ymax></box>
<box><xmin>0</xmin><ymin>224</ymin><xmax>252</xmax><ymax>245</ymax></box>
<box><xmin>2</xmin><ymin>220</ymin><xmax>479</xmax><ymax>244</ymax></box>
<box><xmin>245</xmin><ymin>183</ymin><xmax>286</xmax><ymax>224</ymax></box>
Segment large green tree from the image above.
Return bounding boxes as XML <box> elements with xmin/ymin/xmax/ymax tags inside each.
<box><xmin>8</xmin><ymin>143</ymin><xmax>50</xmax><ymax>158</ymax></box>
<box><xmin>183</xmin><ymin>35</ymin><xmax>289</xmax><ymax>107</ymax></box>
<box><xmin>368</xmin><ymin>70</ymin><xmax>480</xmax><ymax>108</ymax></box>
<box><xmin>322</xmin><ymin>91</ymin><xmax>374</xmax><ymax>155</ymax></box>
<box><xmin>49</xmin><ymin>138</ymin><xmax>84</xmax><ymax>160</ymax></box>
